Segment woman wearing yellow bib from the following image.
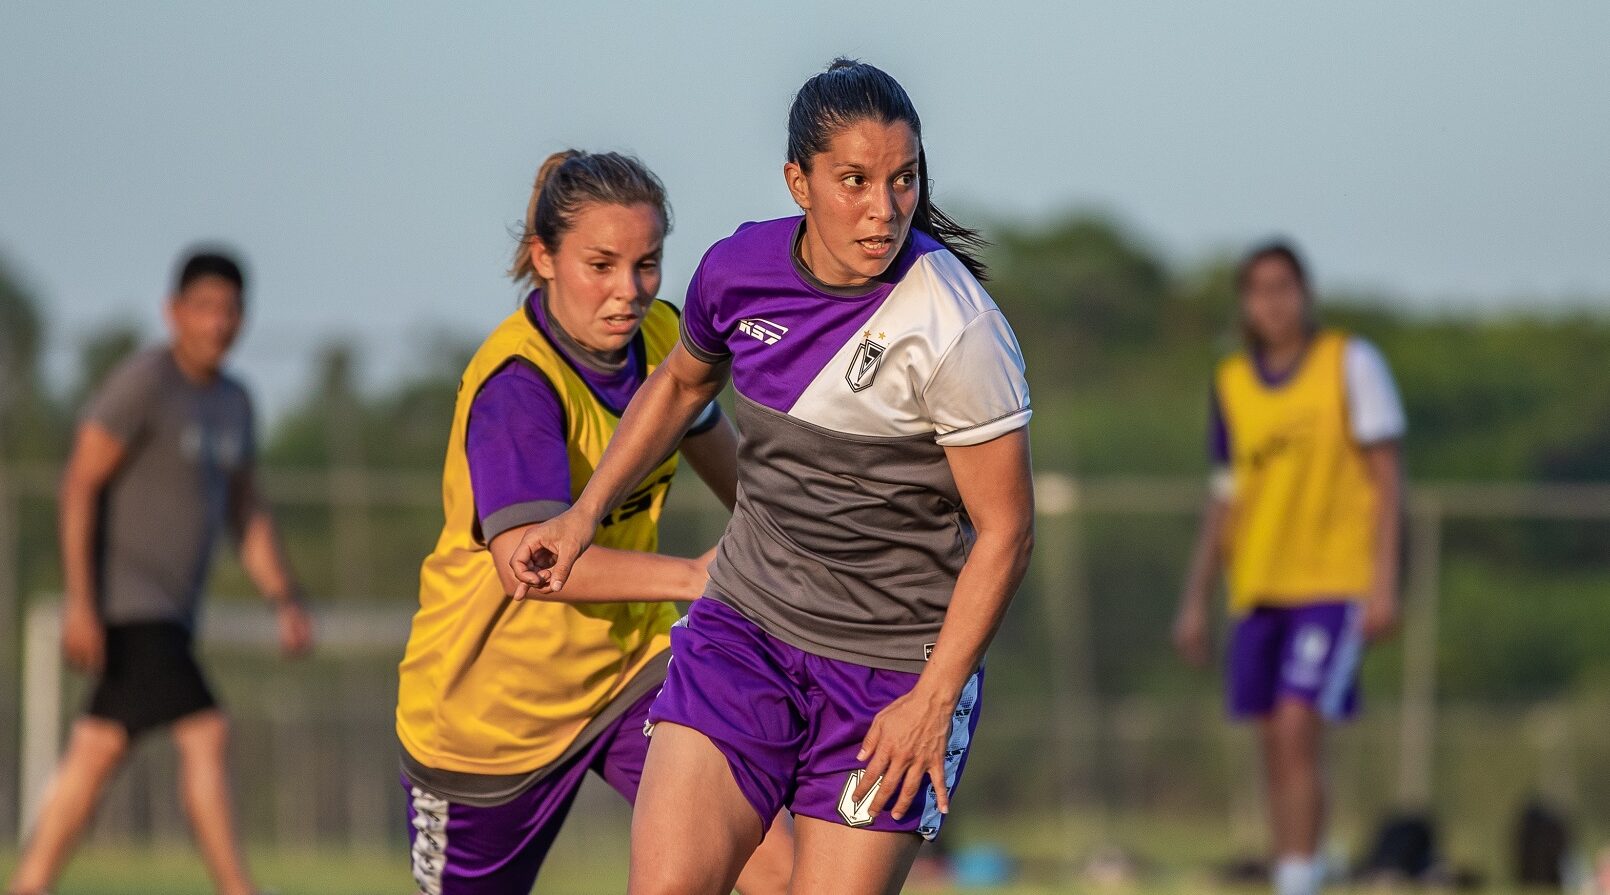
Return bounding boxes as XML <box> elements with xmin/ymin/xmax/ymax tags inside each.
<box><xmin>1173</xmin><ymin>241</ymin><xmax>1406</xmax><ymax>895</ymax></box>
<box><xmin>394</xmin><ymin>151</ymin><xmax>790</xmax><ymax>894</ymax></box>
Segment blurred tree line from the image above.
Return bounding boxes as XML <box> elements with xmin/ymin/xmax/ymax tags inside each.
<box><xmin>3</xmin><ymin>214</ymin><xmax>1609</xmax><ymax>703</ymax></box>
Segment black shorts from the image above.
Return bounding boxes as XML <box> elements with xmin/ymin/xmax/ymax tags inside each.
<box><xmin>87</xmin><ymin>621</ymin><xmax>218</xmax><ymax>738</ymax></box>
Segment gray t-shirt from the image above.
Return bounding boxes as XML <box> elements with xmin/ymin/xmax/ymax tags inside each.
<box><xmin>84</xmin><ymin>347</ymin><xmax>255</xmax><ymax>627</ymax></box>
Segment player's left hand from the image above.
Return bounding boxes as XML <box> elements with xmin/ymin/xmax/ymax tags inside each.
<box><xmin>853</xmin><ymin>682</ymin><xmax>955</xmax><ymax>822</ymax></box>
<box><xmin>1362</xmin><ymin>590</ymin><xmax>1399</xmax><ymax>642</ymax></box>
<box><xmin>276</xmin><ymin>600</ymin><xmax>315</xmax><ymax>657</ymax></box>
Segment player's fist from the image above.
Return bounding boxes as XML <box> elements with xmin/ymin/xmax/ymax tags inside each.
<box><xmin>1171</xmin><ymin>602</ymin><xmax>1211</xmax><ymax>668</ymax></box>
<box><xmin>509</xmin><ymin>508</ymin><xmax>597</xmax><ymax>599</ymax></box>
<box><xmin>276</xmin><ymin>600</ymin><xmax>315</xmax><ymax>658</ymax></box>
<box><xmin>1362</xmin><ymin>591</ymin><xmax>1399</xmax><ymax>642</ymax></box>
<box><xmin>62</xmin><ymin>602</ymin><xmax>105</xmax><ymax>673</ymax></box>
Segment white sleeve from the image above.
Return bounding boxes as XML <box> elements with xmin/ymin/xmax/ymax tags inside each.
<box><xmin>924</xmin><ymin>309</ymin><xmax>1032</xmax><ymax>446</ymax></box>
<box><xmin>1345</xmin><ymin>337</ymin><xmax>1406</xmax><ymax>445</ymax></box>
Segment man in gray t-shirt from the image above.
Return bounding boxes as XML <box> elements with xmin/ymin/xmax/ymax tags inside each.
<box><xmin>85</xmin><ymin>344</ymin><xmax>256</xmax><ymax>627</ymax></box>
<box><xmin>10</xmin><ymin>250</ymin><xmax>315</xmax><ymax>895</ymax></box>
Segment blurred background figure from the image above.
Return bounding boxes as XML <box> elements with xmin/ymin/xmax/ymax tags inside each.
<box><xmin>7</xmin><ymin>250</ymin><xmax>313</xmax><ymax>895</ymax></box>
<box><xmin>1173</xmin><ymin>241</ymin><xmax>1406</xmax><ymax>895</ymax></box>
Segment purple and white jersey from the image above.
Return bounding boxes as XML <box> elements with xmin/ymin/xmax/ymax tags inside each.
<box><xmin>681</xmin><ymin>217</ymin><xmax>1031</xmax><ymax>673</ymax></box>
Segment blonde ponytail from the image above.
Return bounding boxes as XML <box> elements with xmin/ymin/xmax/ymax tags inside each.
<box><xmin>509</xmin><ymin>150</ymin><xmax>581</xmax><ymax>289</ymax></box>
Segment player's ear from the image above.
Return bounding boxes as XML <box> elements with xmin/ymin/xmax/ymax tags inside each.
<box><xmin>784</xmin><ymin>161</ymin><xmax>811</xmax><ymax>211</ymax></box>
<box><xmin>530</xmin><ymin>238</ymin><xmax>558</xmax><ymax>284</ymax></box>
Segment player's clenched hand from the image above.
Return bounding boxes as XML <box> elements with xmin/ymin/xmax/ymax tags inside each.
<box><xmin>62</xmin><ymin>602</ymin><xmax>105</xmax><ymax>673</ymax></box>
<box><xmin>1172</xmin><ymin>602</ymin><xmax>1211</xmax><ymax>668</ymax></box>
<box><xmin>853</xmin><ymin>682</ymin><xmax>956</xmax><ymax>822</ymax></box>
<box><xmin>276</xmin><ymin>600</ymin><xmax>315</xmax><ymax>658</ymax></box>
<box><xmin>508</xmin><ymin>508</ymin><xmax>597</xmax><ymax>599</ymax></box>
<box><xmin>1362</xmin><ymin>589</ymin><xmax>1399</xmax><ymax>642</ymax></box>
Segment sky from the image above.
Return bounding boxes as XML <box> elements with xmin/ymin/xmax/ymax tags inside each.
<box><xmin>3</xmin><ymin>1</ymin><xmax>1608</xmax><ymax>418</ymax></box>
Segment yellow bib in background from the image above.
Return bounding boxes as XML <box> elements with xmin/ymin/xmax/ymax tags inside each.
<box><xmin>396</xmin><ymin>300</ymin><xmax>682</xmax><ymax>775</ymax></box>
<box><xmin>1216</xmin><ymin>330</ymin><xmax>1378</xmax><ymax>615</ymax></box>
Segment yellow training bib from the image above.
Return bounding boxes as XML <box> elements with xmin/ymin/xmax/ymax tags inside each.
<box><xmin>1216</xmin><ymin>330</ymin><xmax>1378</xmax><ymax>614</ymax></box>
<box><xmin>396</xmin><ymin>300</ymin><xmax>683</xmax><ymax>775</ymax></box>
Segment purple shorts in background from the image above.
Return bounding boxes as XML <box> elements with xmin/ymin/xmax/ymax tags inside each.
<box><xmin>1228</xmin><ymin>601</ymin><xmax>1364</xmax><ymax>721</ymax></box>
<box><xmin>404</xmin><ymin>689</ymin><xmax>654</xmax><ymax>895</ymax></box>
<box><xmin>647</xmin><ymin>598</ymin><xmax>982</xmax><ymax>841</ymax></box>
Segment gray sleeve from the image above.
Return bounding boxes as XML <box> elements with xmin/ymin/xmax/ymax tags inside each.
<box><xmin>924</xmin><ymin>310</ymin><xmax>1033</xmax><ymax>447</ymax></box>
<box><xmin>481</xmin><ymin>500</ymin><xmax>572</xmax><ymax>543</ymax></box>
<box><xmin>81</xmin><ymin>352</ymin><xmax>159</xmax><ymax>442</ymax></box>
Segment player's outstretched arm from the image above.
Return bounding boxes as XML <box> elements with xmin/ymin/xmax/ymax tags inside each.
<box><xmin>490</xmin><ymin>525</ymin><xmax>713</xmax><ymax>604</ymax></box>
<box><xmin>853</xmin><ymin>427</ymin><xmax>1035</xmax><ymax>822</ymax></box>
<box><xmin>510</xmin><ymin>342</ymin><xmax>729</xmax><ymax>597</ymax></box>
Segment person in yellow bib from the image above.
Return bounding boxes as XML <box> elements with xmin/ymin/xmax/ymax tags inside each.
<box><xmin>394</xmin><ymin>150</ymin><xmax>789</xmax><ymax>895</ymax></box>
<box><xmin>1173</xmin><ymin>240</ymin><xmax>1406</xmax><ymax>895</ymax></box>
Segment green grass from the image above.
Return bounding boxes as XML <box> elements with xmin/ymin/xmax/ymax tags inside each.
<box><xmin>2</xmin><ymin>844</ymin><xmax>632</xmax><ymax>894</ymax></box>
<box><xmin>0</xmin><ymin>843</ymin><xmax>1541</xmax><ymax>895</ymax></box>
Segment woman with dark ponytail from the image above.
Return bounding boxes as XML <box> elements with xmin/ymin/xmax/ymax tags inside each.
<box><xmin>395</xmin><ymin>150</ymin><xmax>790</xmax><ymax>895</ymax></box>
<box><xmin>513</xmin><ymin>60</ymin><xmax>1035</xmax><ymax>893</ymax></box>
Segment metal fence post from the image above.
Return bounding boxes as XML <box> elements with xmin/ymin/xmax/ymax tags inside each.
<box><xmin>18</xmin><ymin>602</ymin><xmax>63</xmax><ymax>843</ymax></box>
<box><xmin>1035</xmin><ymin>473</ymin><xmax>1102</xmax><ymax>859</ymax></box>
<box><xmin>1396</xmin><ymin>495</ymin><xmax>1443</xmax><ymax>808</ymax></box>
<box><xmin>0</xmin><ymin>464</ymin><xmax>17</xmax><ymax>843</ymax></box>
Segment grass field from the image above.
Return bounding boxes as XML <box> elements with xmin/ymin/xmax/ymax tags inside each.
<box><xmin>0</xmin><ymin>844</ymin><xmax>1546</xmax><ymax>894</ymax></box>
<box><xmin>0</xmin><ymin>790</ymin><xmax>1559</xmax><ymax>895</ymax></box>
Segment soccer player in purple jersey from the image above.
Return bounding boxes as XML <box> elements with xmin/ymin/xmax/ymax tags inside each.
<box><xmin>511</xmin><ymin>59</ymin><xmax>1036</xmax><ymax>894</ymax></box>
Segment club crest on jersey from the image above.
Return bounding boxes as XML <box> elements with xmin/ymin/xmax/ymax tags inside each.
<box><xmin>738</xmin><ymin>317</ymin><xmax>787</xmax><ymax>345</ymax></box>
<box><xmin>846</xmin><ymin>338</ymin><xmax>887</xmax><ymax>392</ymax></box>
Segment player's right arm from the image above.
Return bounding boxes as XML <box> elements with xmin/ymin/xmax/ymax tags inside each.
<box><xmin>1173</xmin><ymin>386</ymin><xmax>1233</xmax><ymax>667</ymax></box>
<box><xmin>510</xmin><ymin>343</ymin><xmax>729</xmax><ymax>598</ymax></box>
<box><xmin>58</xmin><ymin>421</ymin><xmax>127</xmax><ymax>672</ymax></box>
<box><xmin>490</xmin><ymin>530</ymin><xmax>712</xmax><ymax>603</ymax></box>
<box><xmin>1174</xmin><ymin>495</ymin><xmax>1230</xmax><ymax>668</ymax></box>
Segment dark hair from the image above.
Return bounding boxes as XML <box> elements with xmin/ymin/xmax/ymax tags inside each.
<box><xmin>1236</xmin><ymin>239</ymin><xmax>1316</xmax><ymax>351</ymax></box>
<box><xmin>509</xmin><ymin>150</ymin><xmax>671</xmax><ymax>289</ymax></box>
<box><xmin>787</xmin><ymin>58</ymin><xmax>988</xmax><ymax>281</ymax></box>
<box><xmin>173</xmin><ymin>249</ymin><xmax>245</xmax><ymax>296</ymax></box>
<box><xmin>1235</xmin><ymin>239</ymin><xmax>1309</xmax><ymax>296</ymax></box>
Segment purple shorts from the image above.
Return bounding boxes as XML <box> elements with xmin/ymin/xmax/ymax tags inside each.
<box><xmin>1228</xmin><ymin>601</ymin><xmax>1365</xmax><ymax>721</ymax></box>
<box><xmin>403</xmin><ymin>689</ymin><xmax>654</xmax><ymax>895</ymax></box>
<box><xmin>646</xmin><ymin>598</ymin><xmax>982</xmax><ymax>841</ymax></box>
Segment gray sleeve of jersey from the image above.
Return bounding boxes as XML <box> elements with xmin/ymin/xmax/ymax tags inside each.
<box><xmin>924</xmin><ymin>309</ymin><xmax>1032</xmax><ymax>447</ymax></box>
<box><xmin>81</xmin><ymin>352</ymin><xmax>158</xmax><ymax>442</ymax></box>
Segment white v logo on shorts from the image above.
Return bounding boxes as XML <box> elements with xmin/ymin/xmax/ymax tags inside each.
<box><xmin>837</xmin><ymin>770</ymin><xmax>882</xmax><ymax>827</ymax></box>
